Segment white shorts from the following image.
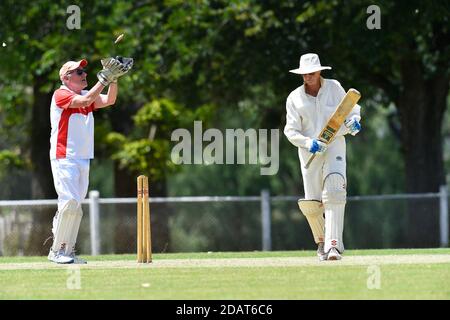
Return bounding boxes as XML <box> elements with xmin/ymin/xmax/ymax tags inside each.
<box><xmin>298</xmin><ymin>136</ymin><xmax>346</xmax><ymax>200</ymax></box>
<box><xmin>51</xmin><ymin>159</ymin><xmax>90</xmax><ymax>211</ymax></box>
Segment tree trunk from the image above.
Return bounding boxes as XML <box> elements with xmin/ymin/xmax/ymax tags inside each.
<box><xmin>112</xmin><ymin>165</ymin><xmax>136</xmax><ymax>254</ymax></box>
<box><xmin>26</xmin><ymin>75</ymin><xmax>56</xmax><ymax>255</ymax></box>
<box><xmin>30</xmin><ymin>77</ymin><xmax>56</xmax><ymax>199</ymax></box>
<box><xmin>397</xmin><ymin>55</ymin><xmax>448</xmax><ymax>247</ymax></box>
<box><xmin>146</xmin><ymin>172</ymin><xmax>171</xmax><ymax>254</ymax></box>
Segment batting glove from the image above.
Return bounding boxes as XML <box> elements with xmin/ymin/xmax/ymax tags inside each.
<box><xmin>344</xmin><ymin>117</ymin><xmax>362</xmax><ymax>136</ymax></box>
<box><xmin>307</xmin><ymin>139</ymin><xmax>327</xmax><ymax>154</ymax></box>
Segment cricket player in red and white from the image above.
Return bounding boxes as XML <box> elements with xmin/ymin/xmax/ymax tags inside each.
<box><xmin>48</xmin><ymin>57</ymin><xmax>132</xmax><ymax>263</ymax></box>
<box><xmin>284</xmin><ymin>53</ymin><xmax>361</xmax><ymax>261</ymax></box>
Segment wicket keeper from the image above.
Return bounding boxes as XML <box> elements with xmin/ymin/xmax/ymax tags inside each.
<box><xmin>48</xmin><ymin>57</ymin><xmax>133</xmax><ymax>264</ymax></box>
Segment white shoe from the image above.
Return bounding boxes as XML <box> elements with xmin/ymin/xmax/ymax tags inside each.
<box><xmin>48</xmin><ymin>249</ymin><xmax>74</xmax><ymax>264</ymax></box>
<box><xmin>327</xmin><ymin>247</ymin><xmax>342</xmax><ymax>261</ymax></box>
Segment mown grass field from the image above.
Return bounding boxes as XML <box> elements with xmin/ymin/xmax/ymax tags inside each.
<box><xmin>0</xmin><ymin>248</ymin><xmax>449</xmax><ymax>300</ymax></box>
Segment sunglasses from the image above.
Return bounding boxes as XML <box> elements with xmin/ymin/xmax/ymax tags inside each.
<box><xmin>68</xmin><ymin>68</ymin><xmax>87</xmax><ymax>76</ymax></box>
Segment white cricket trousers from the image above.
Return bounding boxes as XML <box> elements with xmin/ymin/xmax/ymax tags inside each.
<box><xmin>298</xmin><ymin>136</ymin><xmax>346</xmax><ymax>199</ymax></box>
<box><xmin>298</xmin><ymin>136</ymin><xmax>347</xmax><ymax>253</ymax></box>
<box><xmin>51</xmin><ymin>159</ymin><xmax>90</xmax><ymax>211</ymax></box>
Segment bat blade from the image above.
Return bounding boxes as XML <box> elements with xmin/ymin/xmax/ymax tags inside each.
<box><xmin>304</xmin><ymin>88</ymin><xmax>361</xmax><ymax>169</ymax></box>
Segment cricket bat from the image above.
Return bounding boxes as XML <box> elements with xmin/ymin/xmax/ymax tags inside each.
<box><xmin>304</xmin><ymin>88</ymin><xmax>361</xmax><ymax>169</ymax></box>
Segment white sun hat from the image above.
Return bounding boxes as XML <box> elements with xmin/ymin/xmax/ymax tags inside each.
<box><xmin>289</xmin><ymin>53</ymin><xmax>331</xmax><ymax>74</ymax></box>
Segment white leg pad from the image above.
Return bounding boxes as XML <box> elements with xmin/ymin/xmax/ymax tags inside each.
<box><xmin>322</xmin><ymin>173</ymin><xmax>346</xmax><ymax>253</ymax></box>
<box><xmin>298</xmin><ymin>199</ymin><xmax>325</xmax><ymax>244</ymax></box>
<box><xmin>51</xmin><ymin>199</ymin><xmax>79</xmax><ymax>253</ymax></box>
<box><xmin>65</xmin><ymin>205</ymin><xmax>83</xmax><ymax>255</ymax></box>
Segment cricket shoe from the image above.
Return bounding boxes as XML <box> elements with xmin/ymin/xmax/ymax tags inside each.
<box><xmin>48</xmin><ymin>249</ymin><xmax>74</xmax><ymax>264</ymax></box>
<box><xmin>326</xmin><ymin>247</ymin><xmax>342</xmax><ymax>261</ymax></box>
<box><xmin>317</xmin><ymin>242</ymin><xmax>327</xmax><ymax>261</ymax></box>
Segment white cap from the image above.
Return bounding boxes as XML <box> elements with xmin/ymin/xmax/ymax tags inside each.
<box><xmin>289</xmin><ymin>53</ymin><xmax>331</xmax><ymax>74</ymax></box>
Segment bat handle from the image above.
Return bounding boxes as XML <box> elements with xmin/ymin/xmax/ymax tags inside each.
<box><xmin>304</xmin><ymin>154</ymin><xmax>316</xmax><ymax>169</ymax></box>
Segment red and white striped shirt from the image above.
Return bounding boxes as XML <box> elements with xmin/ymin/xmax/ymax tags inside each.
<box><xmin>49</xmin><ymin>85</ymin><xmax>96</xmax><ymax>160</ymax></box>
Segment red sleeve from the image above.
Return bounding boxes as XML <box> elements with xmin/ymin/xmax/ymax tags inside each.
<box><xmin>54</xmin><ymin>89</ymin><xmax>75</xmax><ymax>109</ymax></box>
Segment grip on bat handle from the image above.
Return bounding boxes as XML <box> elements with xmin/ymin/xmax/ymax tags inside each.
<box><xmin>304</xmin><ymin>154</ymin><xmax>316</xmax><ymax>169</ymax></box>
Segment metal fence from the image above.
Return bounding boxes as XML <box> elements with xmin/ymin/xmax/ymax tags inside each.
<box><xmin>0</xmin><ymin>186</ymin><xmax>448</xmax><ymax>256</ymax></box>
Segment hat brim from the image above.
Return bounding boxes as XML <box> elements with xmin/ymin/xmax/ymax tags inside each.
<box><xmin>78</xmin><ymin>59</ymin><xmax>88</xmax><ymax>68</ymax></box>
<box><xmin>66</xmin><ymin>59</ymin><xmax>88</xmax><ymax>72</ymax></box>
<box><xmin>289</xmin><ymin>66</ymin><xmax>331</xmax><ymax>74</ymax></box>
<box><xmin>70</xmin><ymin>59</ymin><xmax>88</xmax><ymax>70</ymax></box>
<box><xmin>59</xmin><ymin>59</ymin><xmax>88</xmax><ymax>80</ymax></box>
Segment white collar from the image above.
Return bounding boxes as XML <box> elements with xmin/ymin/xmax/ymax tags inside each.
<box><xmin>301</xmin><ymin>77</ymin><xmax>326</xmax><ymax>97</ymax></box>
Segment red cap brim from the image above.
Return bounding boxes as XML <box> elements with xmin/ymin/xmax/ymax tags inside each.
<box><xmin>78</xmin><ymin>59</ymin><xmax>88</xmax><ymax>67</ymax></box>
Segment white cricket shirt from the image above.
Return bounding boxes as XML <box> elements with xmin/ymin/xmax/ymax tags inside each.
<box><xmin>49</xmin><ymin>85</ymin><xmax>96</xmax><ymax>160</ymax></box>
<box><xmin>284</xmin><ymin>77</ymin><xmax>361</xmax><ymax>149</ymax></box>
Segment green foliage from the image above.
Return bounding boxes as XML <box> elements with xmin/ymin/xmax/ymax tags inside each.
<box><xmin>347</xmin><ymin>103</ymin><xmax>405</xmax><ymax>195</ymax></box>
<box><xmin>111</xmin><ymin>139</ymin><xmax>172</xmax><ymax>180</ymax></box>
<box><xmin>134</xmin><ymin>99</ymin><xmax>181</xmax><ymax>124</ymax></box>
<box><xmin>0</xmin><ymin>150</ymin><xmax>26</xmax><ymax>174</ymax></box>
<box><xmin>0</xmin><ymin>0</ymin><xmax>448</xmax><ymax>201</ymax></box>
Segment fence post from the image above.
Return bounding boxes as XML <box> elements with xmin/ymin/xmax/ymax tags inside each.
<box><xmin>261</xmin><ymin>189</ymin><xmax>272</xmax><ymax>251</ymax></box>
<box><xmin>89</xmin><ymin>190</ymin><xmax>101</xmax><ymax>255</ymax></box>
<box><xmin>439</xmin><ymin>185</ymin><xmax>448</xmax><ymax>248</ymax></box>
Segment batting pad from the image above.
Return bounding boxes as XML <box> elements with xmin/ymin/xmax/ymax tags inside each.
<box><xmin>65</xmin><ymin>205</ymin><xmax>83</xmax><ymax>255</ymax></box>
<box><xmin>322</xmin><ymin>173</ymin><xmax>346</xmax><ymax>253</ymax></box>
<box><xmin>322</xmin><ymin>173</ymin><xmax>346</xmax><ymax>204</ymax></box>
<box><xmin>51</xmin><ymin>199</ymin><xmax>80</xmax><ymax>253</ymax></box>
<box><xmin>298</xmin><ymin>199</ymin><xmax>325</xmax><ymax>244</ymax></box>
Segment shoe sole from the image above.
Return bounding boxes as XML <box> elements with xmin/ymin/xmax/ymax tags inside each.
<box><xmin>327</xmin><ymin>254</ymin><xmax>342</xmax><ymax>261</ymax></box>
<box><xmin>49</xmin><ymin>258</ymin><xmax>74</xmax><ymax>264</ymax></box>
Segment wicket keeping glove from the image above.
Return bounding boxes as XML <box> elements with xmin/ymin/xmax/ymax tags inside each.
<box><xmin>344</xmin><ymin>116</ymin><xmax>361</xmax><ymax>136</ymax></box>
<box><xmin>307</xmin><ymin>138</ymin><xmax>327</xmax><ymax>154</ymax></box>
<box><xmin>97</xmin><ymin>56</ymin><xmax>133</xmax><ymax>86</ymax></box>
<box><xmin>116</xmin><ymin>56</ymin><xmax>133</xmax><ymax>71</ymax></box>
<box><xmin>110</xmin><ymin>56</ymin><xmax>134</xmax><ymax>80</ymax></box>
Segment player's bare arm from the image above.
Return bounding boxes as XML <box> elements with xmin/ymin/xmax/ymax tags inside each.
<box><xmin>69</xmin><ymin>82</ymin><xmax>106</xmax><ymax>108</ymax></box>
<box><xmin>64</xmin><ymin>57</ymin><xmax>132</xmax><ymax>109</ymax></box>
<box><xmin>94</xmin><ymin>82</ymin><xmax>118</xmax><ymax>109</ymax></box>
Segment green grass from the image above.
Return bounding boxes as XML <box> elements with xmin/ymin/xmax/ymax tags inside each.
<box><xmin>2</xmin><ymin>247</ymin><xmax>448</xmax><ymax>263</ymax></box>
<box><xmin>1</xmin><ymin>248</ymin><xmax>449</xmax><ymax>299</ymax></box>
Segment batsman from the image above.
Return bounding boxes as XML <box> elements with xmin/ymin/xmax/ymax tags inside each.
<box><xmin>47</xmin><ymin>55</ymin><xmax>133</xmax><ymax>264</ymax></box>
<box><xmin>284</xmin><ymin>53</ymin><xmax>362</xmax><ymax>261</ymax></box>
